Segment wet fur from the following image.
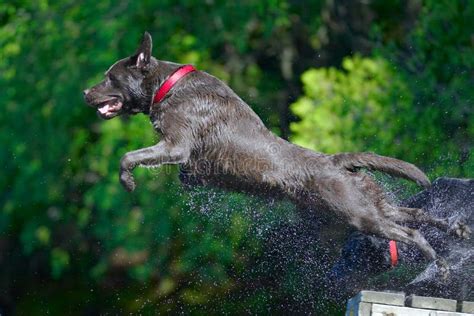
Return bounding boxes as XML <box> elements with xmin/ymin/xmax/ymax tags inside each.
<box><xmin>84</xmin><ymin>33</ymin><xmax>470</xmax><ymax>275</ymax></box>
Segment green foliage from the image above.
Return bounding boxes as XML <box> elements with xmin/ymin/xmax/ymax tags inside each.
<box><xmin>382</xmin><ymin>0</ymin><xmax>474</xmax><ymax>177</ymax></box>
<box><xmin>0</xmin><ymin>1</ymin><xmax>303</xmax><ymax>313</ymax></box>
<box><xmin>291</xmin><ymin>56</ymin><xmax>413</xmax><ymax>155</ymax></box>
<box><xmin>0</xmin><ymin>0</ymin><xmax>472</xmax><ymax>314</ymax></box>
<box><xmin>291</xmin><ymin>0</ymin><xmax>473</xmax><ymax>178</ymax></box>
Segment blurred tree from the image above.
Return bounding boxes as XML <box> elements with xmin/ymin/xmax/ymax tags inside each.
<box><xmin>0</xmin><ymin>0</ymin><xmax>472</xmax><ymax>314</ymax></box>
<box><xmin>290</xmin><ymin>0</ymin><xmax>473</xmax><ymax>178</ymax></box>
<box><xmin>0</xmin><ymin>1</ymin><xmax>323</xmax><ymax>313</ymax></box>
<box><xmin>291</xmin><ymin>56</ymin><xmax>413</xmax><ymax>155</ymax></box>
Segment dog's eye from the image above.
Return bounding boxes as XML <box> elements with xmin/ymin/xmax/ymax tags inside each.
<box><xmin>108</xmin><ymin>74</ymin><xmax>117</xmax><ymax>82</ymax></box>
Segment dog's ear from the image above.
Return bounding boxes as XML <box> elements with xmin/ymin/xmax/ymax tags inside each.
<box><xmin>132</xmin><ymin>32</ymin><xmax>152</xmax><ymax>69</ymax></box>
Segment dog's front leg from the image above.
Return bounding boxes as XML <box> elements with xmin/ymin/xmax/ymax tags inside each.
<box><xmin>119</xmin><ymin>141</ymin><xmax>189</xmax><ymax>192</ymax></box>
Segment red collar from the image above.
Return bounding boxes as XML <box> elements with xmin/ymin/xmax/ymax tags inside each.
<box><xmin>389</xmin><ymin>240</ymin><xmax>398</xmax><ymax>267</ymax></box>
<box><xmin>153</xmin><ymin>65</ymin><xmax>196</xmax><ymax>104</ymax></box>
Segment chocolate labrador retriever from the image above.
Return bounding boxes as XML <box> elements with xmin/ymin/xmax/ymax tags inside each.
<box><xmin>84</xmin><ymin>32</ymin><xmax>470</xmax><ymax>277</ymax></box>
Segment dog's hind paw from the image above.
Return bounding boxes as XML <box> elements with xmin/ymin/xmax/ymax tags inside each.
<box><xmin>435</xmin><ymin>258</ymin><xmax>450</xmax><ymax>281</ymax></box>
<box><xmin>449</xmin><ymin>218</ymin><xmax>471</xmax><ymax>239</ymax></box>
<box><xmin>120</xmin><ymin>171</ymin><xmax>136</xmax><ymax>192</ymax></box>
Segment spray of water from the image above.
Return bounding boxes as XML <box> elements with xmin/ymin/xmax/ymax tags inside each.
<box><xmin>169</xmin><ymin>176</ymin><xmax>473</xmax><ymax>313</ymax></box>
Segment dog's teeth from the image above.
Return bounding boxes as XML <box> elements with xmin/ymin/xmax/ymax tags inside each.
<box><xmin>98</xmin><ymin>104</ymin><xmax>110</xmax><ymax>114</ymax></box>
<box><xmin>111</xmin><ymin>101</ymin><xmax>122</xmax><ymax>111</ymax></box>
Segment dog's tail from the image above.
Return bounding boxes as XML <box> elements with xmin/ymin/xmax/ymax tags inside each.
<box><xmin>331</xmin><ymin>152</ymin><xmax>430</xmax><ymax>188</ymax></box>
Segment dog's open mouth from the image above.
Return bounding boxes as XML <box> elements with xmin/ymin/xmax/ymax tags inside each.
<box><xmin>97</xmin><ymin>98</ymin><xmax>123</xmax><ymax>119</ymax></box>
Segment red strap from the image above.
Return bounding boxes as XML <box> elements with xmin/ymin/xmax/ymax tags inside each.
<box><xmin>389</xmin><ymin>240</ymin><xmax>398</xmax><ymax>267</ymax></box>
<box><xmin>153</xmin><ymin>65</ymin><xmax>196</xmax><ymax>104</ymax></box>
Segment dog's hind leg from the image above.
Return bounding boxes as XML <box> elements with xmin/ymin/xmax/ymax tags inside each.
<box><xmin>396</xmin><ymin>207</ymin><xmax>449</xmax><ymax>229</ymax></box>
<box><xmin>397</xmin><ymin>207</ymin><xmax>471</xmax><ymax>239</ymax></box>
<box><xmin>448</xmin><ymin>218</ymin><xmax>471</xmax><ymax>239</ymax></box>
<box><xmin>376</xmin><ymin>221</ymin><xmax>449</xmax><ymax>278</ymax></box>
<box><xmin>377</xmin><ymin>222</ymin><xmax>436</xmax><ymax>261</ymax></box>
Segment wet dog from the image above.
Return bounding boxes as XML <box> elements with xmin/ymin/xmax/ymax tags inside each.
<box><xmin>84</xmin><ymin>32</ymin><xmax>470</xmax><ymax>277</ymax></box>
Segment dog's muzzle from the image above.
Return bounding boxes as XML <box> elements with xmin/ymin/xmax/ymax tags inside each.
<box><xmin>84</xmin><ymin>90</ymin><xmax>123</xmax><ymax>119</ymax></box>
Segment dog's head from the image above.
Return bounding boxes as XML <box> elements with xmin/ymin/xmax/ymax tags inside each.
<box><xmin>84</xmin><ymin>32</ymin><xmax>157</xmax><ymax>119</ymax></box>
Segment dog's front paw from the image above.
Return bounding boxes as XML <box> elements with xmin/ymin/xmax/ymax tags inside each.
<box><xmin>120</xmin><ymin>170</ymin><xmax>136</xmax><ymax>192</ymax></box>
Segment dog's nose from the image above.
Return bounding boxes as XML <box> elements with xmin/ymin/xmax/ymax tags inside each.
<box><xmin>83</xmin><ymin>89</ymin><xmax>90</xmax><ymax>96</ymax></box>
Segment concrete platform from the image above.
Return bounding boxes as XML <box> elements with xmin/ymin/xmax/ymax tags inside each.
<box><xmin>346</xmin><ymin>291</ymin><xmax>474</xmax><ymax>316</ymax></box>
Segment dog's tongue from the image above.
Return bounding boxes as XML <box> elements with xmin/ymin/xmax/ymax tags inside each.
<box><xmin>98</xmin><ymin>104</ymin><xmax>110</xmax><ymax>114</ymax></box>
